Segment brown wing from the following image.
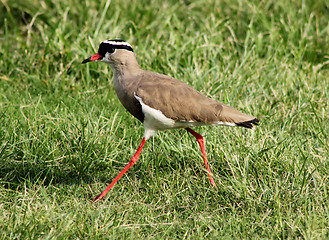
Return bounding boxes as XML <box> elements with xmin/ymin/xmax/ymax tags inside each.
<box><xmin>135</xmin><ymin>71</ymin><xmax>259</xmax><ymax>127</ymax></box>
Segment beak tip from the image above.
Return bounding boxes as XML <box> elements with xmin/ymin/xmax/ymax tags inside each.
<box><xmin>82</xmin><ymin>57</ymin><xmax>91</xmax><ymax>64</ymax></box>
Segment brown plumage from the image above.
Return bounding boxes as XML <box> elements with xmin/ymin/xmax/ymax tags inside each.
<box><xmin>135</xmin><ymin>71</ymin><xmax>257</xmax><ymax>125</ymax></box>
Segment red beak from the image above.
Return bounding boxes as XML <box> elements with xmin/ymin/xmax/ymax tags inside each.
<box><xmin>82</xmin><ymin>53</ymin><xmax>103</xmax><ymax>64</ymax></box>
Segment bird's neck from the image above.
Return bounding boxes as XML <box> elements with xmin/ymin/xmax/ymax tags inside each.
<box><xmin>111</xmin><ymin>58</ymin><xmax>141</xmax><ymax>78</ymax></box>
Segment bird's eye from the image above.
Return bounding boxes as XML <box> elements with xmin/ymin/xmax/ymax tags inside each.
<box><xmin>108</xmin><ymin>47</ymin><xmax>115</xmax><ymax>53</ymax></box>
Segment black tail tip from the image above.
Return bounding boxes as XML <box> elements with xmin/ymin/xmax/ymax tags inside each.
<box><xmin>236</xmin><ymin>118</ymin><xmax>260</xmax><ymax>129</ymax></box>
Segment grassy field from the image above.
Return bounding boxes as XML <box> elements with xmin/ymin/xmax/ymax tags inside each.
<box><xmin>1</xmin><ymin>0</ymin><xmax>329</xmax><ymax>238</ymax></box>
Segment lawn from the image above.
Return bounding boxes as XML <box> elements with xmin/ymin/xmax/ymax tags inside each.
<box><xmin>1</xmin><ymin>0</ymin><xmax>329</xmax><ymax>238</ymax></box>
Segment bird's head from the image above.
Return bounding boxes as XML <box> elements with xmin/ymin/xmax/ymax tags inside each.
<box><xmin>82</xmin><ymin>39</ymin><xmax>135</xmax><ymax>68</ymax></box>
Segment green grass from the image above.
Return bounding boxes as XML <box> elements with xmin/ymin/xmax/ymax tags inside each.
<box><xmin>1</xmin><ymin>0</ymin><xmax>329</xmax><ymax>238</ymax></box>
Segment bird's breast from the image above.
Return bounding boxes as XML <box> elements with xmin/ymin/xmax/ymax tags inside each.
<box><xmin>113</xmin><ymin>76</ymin><xmax>144</xmax><ymax>122</ymax></box>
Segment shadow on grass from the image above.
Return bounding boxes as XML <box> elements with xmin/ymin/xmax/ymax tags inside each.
<box><xmin>0</xmin><ymin>146</ymin><xmax>98</xmax><ymax>190</ymax></box>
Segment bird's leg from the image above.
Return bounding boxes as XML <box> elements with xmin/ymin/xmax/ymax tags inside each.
<box><xmin>93</xmin><ymin>137</ymin><xmax>146</xmax><ymax>202</ymax></box>
<box><xmin>185</xmin><ymin>128</ymin><xmax>217</xmax><ymax>188</ymax></box>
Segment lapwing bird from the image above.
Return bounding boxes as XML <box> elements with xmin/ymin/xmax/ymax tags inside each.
<box><xmin>82</xmin><ymin>39</ymin><xmax>259</xmax><ymax>202</ymax></box>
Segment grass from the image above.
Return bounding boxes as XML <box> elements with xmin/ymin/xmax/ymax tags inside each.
<box><xmin>1</xmin><ymin>0</ymin><xmax>329</xmax><ymax>238</ymax></box>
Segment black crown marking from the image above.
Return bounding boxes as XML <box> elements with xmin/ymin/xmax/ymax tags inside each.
<box><xmin>98</xmin><ymin>40</ymin><xmax>134</xmax><ymax>57</ymax></box>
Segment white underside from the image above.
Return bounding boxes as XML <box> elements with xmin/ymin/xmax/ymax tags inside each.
<box><xmin>134</xmin><ymin>94</ymin><xmax>236</xmax><ymax>140</ymax></box>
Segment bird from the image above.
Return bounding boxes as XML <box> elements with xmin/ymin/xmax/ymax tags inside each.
<box><xmin>82</xmin><ymin>39</ymin><xmax>259</xmax><ymax>202</ymax></box>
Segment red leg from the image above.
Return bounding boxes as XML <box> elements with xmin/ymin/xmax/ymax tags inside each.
<box><xmin>186</xmin><ymin>128</ymin><xmax>217</xmax><ymax>188</ymax></box>
<box><xmin>93</xmin><ymin>137</ymin><xmax>146</xmax><ymax>202</ymax></box>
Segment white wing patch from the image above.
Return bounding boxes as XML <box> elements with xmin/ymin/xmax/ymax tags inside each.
<box><xmin>134</xmin><ymin>94</ymin><xmax>237</xmax><ymax>139</ymax></box>
<box><xmin>216</xmin><ymin>121</ymin><xmax>236</xmax><ymax>127</ymax></box>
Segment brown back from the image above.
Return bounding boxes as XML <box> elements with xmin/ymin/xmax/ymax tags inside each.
<box><xmin>134</xmin><ymin>71</ymin><xmax>256</xmax><ymax>125</ymax></box>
